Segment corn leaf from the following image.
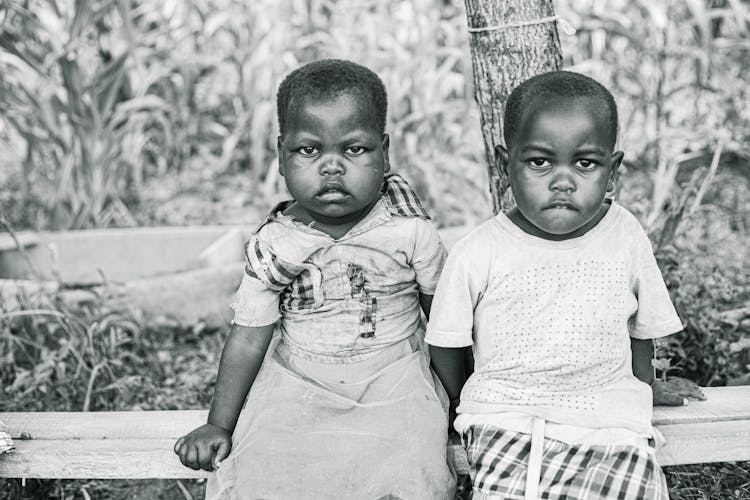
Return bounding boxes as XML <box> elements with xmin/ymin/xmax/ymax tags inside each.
<box><xmin>94</xmin><ymin>51</ymin><xmax>130</xmax><ymax>122</ymax></box>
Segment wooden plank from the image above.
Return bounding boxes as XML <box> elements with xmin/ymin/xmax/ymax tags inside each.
<box><xmin>0</xmin><ymin>232</ymin><xmax>39</xmax><ymax>252</ymax></box>
<box><xmin>2</xmin><ymin>387</ymin><xmax>749</xmax><ymax>479</ymax></box>
<box><xmin>658</xmin><ymin>419</ymin><xmax>750</xmax><ymax>466</ymax></box>
<box><xmin>0</xmin><ymin>440</ymin><xmax>208</xmax><ymax>479</ymax></box>
<box><xmin>653</xmin><ymin>386</ymin><xmax>750</xmax><ymax>425</ymax></box>
<box><xmin>5</xmin><ymin>418</ymin><xmax>747</xmax><ymax>480</ymax></box>
<box><xmin>1</xmin><ymin>411</ymin><xmax>207</xmax><ymax>440</ymax></box>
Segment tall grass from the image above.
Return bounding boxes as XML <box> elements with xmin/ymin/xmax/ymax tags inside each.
<box><xmin>0</xmin><ymin>285</ymin><xmax>221</xmax><ymax>413</ymax></box>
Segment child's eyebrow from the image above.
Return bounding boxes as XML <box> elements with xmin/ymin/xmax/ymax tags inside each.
<box><xmin>573</xmin><ymin>146</ymin><xmax>609</xmax><ymax>156</ymax></box>
<box><xmin>519</xmin><ymin>144</ymin><xmax>556</xmax><ymax>155</ymax></box>
<box><xmin>341</xmin><ymin>128</ymin><xmax>380</xmax><ymax>140</ymax></box>
<box><xmin>519</xmin><ymin>144</ymin><xmax>608</xmax><ymax>156</ymax></box>
<box><xmin>286</xmin><ymin>131</ymin><xmax>320</xmax><ymax>142</ymax></box>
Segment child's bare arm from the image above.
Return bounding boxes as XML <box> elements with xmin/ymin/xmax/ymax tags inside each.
<box><xmin>630</xmin><ymin>337</ymin><xmax>654</xmax><ymax>385</ymax></box>
<box><xmin>419</xmin><ymin>293</ymin><xmax>434</xmax><ymax>319</ymax></box>
<box><xmin>208</xmin><ymin>323</ymin><xmax>275</xmax><ymax>429</ymax></box>
<box><xmin>631</xmin><ymin>337</ymin><xmax>704</xmax><ymax>406</ymax></box>
<box><xmin>430</xmin><ymin>346</ymin><xmax>465</xmax><ymax>401</ymax></box>
<box><xmin>429</xmin><ymin>345</ymin><xmax>467</xmax><ymax>433</ymax></box>
<box><xmin>175</xmin><ymin>323</ymin><xmax>275</xmax><ymax>470</ymax></box>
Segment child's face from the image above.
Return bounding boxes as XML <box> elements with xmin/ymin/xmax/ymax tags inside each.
<box><xmin>497</xmin><ymin>97</ymin><xmax>623</xmax><ymax>240</ymax></box>
<box><xmin>278</xmin><ymin>92</ymin><xmax>390</xmax><ymax>227</ymax></box>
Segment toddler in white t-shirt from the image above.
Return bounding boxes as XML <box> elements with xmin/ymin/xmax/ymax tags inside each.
<box><xmin>426</xmin><ymin>71</ymin><xmax>703</xmax><ymax>500</ymax></box>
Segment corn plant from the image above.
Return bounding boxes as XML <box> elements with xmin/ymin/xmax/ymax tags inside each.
<box><xmin>0</xmin><ymin>0</ymin><xmax>170</xmax><ymax>229</ymax></box>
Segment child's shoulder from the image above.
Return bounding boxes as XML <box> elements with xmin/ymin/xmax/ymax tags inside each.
<box><xmin>381</xmin><ymin>174</ymin><xmax>431</xmax><ymax>220</ymax></box>
<box><xmin>448</xmin><ymin>214</ymin><xmax>511</xmax><ymax>255</ymax></box>
<box><xmin>251</xmin><ymin>201</ymin><xmax>295</xmax><ymax>234</ymax></box>
<box><xmin>607</xmin><ymin>202</ymin><xmax>650</xmax><ymax>237</ymax></box>
<box><xmin>246</xmin><ymin>203</ymin><xmax>318</xmax><ymax>265</ymax></box>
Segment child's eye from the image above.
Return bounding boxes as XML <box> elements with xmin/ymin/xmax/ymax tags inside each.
<box><xmin>346</xmin><ymin>145</ymin><xmax>366</xmax><ymax>155</ymax></box>
<box><xmin>297</xmin><ymin>146</ymin><xmax>318</xmax><ymax>156</ymax></box>
<box><xmin>527</xmin><ymin>158</ymin><xmax>551</xmax><ymax>170</ymax></box>
<box><xmin>576</xmin><ymin>159</ymin><xmax>599</xmax><ymax>171</ymax></box>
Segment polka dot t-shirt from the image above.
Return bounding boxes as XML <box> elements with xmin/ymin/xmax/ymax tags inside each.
<box><xmin>425</xmin><ymin>203</ymin><xmax>683</xmax><ymax>435</ymax></box>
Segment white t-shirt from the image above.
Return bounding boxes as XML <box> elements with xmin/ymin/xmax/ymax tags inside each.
<box><xmin>425</xmin><ymin>203</ymin><xmax>683</xmax><ymax>437</ymax></box>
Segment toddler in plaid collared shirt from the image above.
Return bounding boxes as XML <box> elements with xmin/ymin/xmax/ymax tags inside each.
<box><xmin>175</xmin><ymin>59</ymin><xmax>455</xmax><ymax>499</ymax></box>
<box><xmin>426</xmin><ymin>71</ymin><xmax>702</xmax><ymax>500</ymax></box>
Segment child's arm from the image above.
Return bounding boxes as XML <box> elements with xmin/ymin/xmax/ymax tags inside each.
<box><xmin>430</xmin><ymin>345</ymin><xmax>466</xmax><ymax>433</ymax></box>
<box><xmin>630</xmin><ymin>337</ymin><xmax>655</xmax><ymax>385</ymax></box>
<box><xmin>419</xmin><ymin>293</ymin><xmax>433</xmax><ymax>319</ymax></box>
<box><xmin>420</xmin><ymin>293</ymin><xmax>466</xmax><ymax>424</ymax></box>
<box><xmin>630</xmin><ymin>337</ymin><xmax>704</xmax><ymax>406</ymax></box>
<box><xmin>175</xmin><ymin>323</ymin><xmax>274</xmax><ymax>471</ymax></box>
<box><xmin>430</xmin><ymin>346</ymin><xmax>466</xmax><ymax>402</ymax></box>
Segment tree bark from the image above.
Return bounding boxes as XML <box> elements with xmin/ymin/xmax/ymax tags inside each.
<box><xmin>463</xmin><ymin>0</ymin><xmax>563</xmax><ymax>214</ymax></box>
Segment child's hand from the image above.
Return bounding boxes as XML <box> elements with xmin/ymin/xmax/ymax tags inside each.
<box><xmin>174</xmin><ymin>423</ymin><xmax>232</xmax><ymax>471</ymax></box>
<box><xmin>448</xmin><ymin>398</ymin><xmax>460</xmax><ymax>438</ymax></box>
<box><xmin>651</xmin><ymin>377</ymin><xmax>706</xmax><ymax>406</ymax></box>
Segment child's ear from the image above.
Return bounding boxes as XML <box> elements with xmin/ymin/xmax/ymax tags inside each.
<box><xmin>609</xmin><ymin>150</ymin><xmax>624</xmax><ymax>185</ymax></box>
<box><xmin>381</xmin><ymin>134</ymin><xmax>391</xmax><ymax>173</ymax></box>
<box><xmin>495</xmin><ymin>144</ymin><xmax>509</xmax><ymax>177</ymax></box>
<box><xmin>277</xmin><ymin>136</ymin><xmax>285</xmax><ymax>177</ymax></box>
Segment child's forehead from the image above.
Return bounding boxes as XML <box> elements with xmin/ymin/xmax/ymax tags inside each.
<box><xmin>284</xmin><ymin>91</ymin><xmax>380</xmax><ymax>131</ymax></box>
<box><xmin>293</xmin><ymin>90</ymin><xmax>370</xmax><ymax>114</ymax></box>
<box><xmin>527</xmin><ymin>95</ymin><xmax>602</xmax><ymax>120</ymax></box>
<box><xmin>516</xmin><ymin>97</ymin><xmax>611</xmax><ymax>138</ymax></box>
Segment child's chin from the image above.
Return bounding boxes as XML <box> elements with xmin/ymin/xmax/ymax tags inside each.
<box><xmin>316</xmin><ymin>206</ymin><xmax>366</xmax><ymax>221</ymax></box>
<box><xmin>535</xmin><ymin>221</ymin><xmax>588</xmax><ymax>239</ymax></box>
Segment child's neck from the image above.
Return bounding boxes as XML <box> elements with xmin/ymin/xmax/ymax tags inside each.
<box><xmin>284</xmin><ymin>201</ymin><xmax>377</xmax><ymax>240</ymax></box>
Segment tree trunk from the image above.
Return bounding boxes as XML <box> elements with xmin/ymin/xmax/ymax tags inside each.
<box><xmin>463</xmin><ymin>0</ymin><xmax>563</xmax><ymax>214</ymax></box>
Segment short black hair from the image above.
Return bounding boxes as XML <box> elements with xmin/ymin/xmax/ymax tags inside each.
<box><xmin>503</xmin><ymin>70</ymin><xmax>618</xmax><ymax>149</ymax></box>
<box><xmin>276</xmin><ymin>59</ymin><xmax>388</xmax><ymax>136</ymax></box>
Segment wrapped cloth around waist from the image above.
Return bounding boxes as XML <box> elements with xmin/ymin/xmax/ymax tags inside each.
<box><xmin>206</xmin><ymin>335</ymin><xmax>455</xmax><ymax>499</ymax></box>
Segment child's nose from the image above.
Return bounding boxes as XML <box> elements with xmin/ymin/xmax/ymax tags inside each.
<box><xmin>549</xmin><ymin>166</ymin><xmax>576</xmax><ymax>192</ymax></box>
<box><xmin>319</xmin><ymin>155</ymin><xmax>345</xmax><ymax>176</ymax></box>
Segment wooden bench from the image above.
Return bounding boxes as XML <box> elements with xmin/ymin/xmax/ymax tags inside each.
<box><xmin>1</xmin><ymin>386</ymin><xmax>749</xmax><ymax>479</ymax></box>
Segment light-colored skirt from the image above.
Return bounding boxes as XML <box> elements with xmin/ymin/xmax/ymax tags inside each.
<box><xmin>206</xmin><ymin>335</ymin><xmax>455</xmax><ymax>499</ymax></box>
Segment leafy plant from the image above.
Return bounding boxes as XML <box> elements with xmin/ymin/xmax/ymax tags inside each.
<box><xmin>1</xmin><ymin>284</ymin><xmax>221</xmax><ymax>412</ymax></box>
<box><xmin>0</xmin><ymin>0</ymin><xmax>170</xmax><ymax>228</ymax></box>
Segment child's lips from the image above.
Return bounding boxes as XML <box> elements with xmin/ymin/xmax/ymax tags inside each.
<box><xmin>316</xmin><ymin>182</ymin><xmax>350</xmax><ymax>201</ymax></box>
<box><xmin>545</xmin><ymin>200</ymin><xmax>578</xmax><ymax>210</ymax></box>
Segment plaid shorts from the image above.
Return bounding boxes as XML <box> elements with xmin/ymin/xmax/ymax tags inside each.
<box><xmin>463</xmin><ymin>424</ymin><xmax>669</xmax><ymax>500</ymax></box>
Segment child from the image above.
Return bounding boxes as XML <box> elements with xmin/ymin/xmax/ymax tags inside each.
<box><xmin>174</xmin><ymin>59</ymin><xmax>455</xmax><ymax>499</ymax></box>
<box><xmin>426</xmin><ymin>71</ymin><xmax>702</xmax><ymax>500</ymax></box>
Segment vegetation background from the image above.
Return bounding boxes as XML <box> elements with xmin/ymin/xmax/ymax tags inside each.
<box><xmin>0</xmin><ymin>0</ymin><xmax>748</xmax><ymax>498</ymax></box>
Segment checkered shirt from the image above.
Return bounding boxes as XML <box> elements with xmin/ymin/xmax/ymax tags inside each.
<box><xmin>244</xmin><ymin>174</ymin><xmax>430</xmax><ymax>312</ymax></box>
